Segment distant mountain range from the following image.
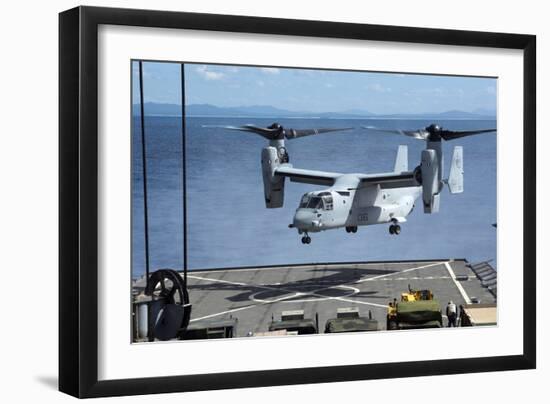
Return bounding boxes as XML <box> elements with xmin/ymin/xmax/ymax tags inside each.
<box><xmin>133</xmin><ymin>102</ymin><xmax>496</xmax><ymax>120</ymax></box>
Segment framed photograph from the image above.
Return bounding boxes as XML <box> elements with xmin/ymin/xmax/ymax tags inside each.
<box><xmin>59</xmin><ymin>6</ymin><xmax>536</xmax><ymax>398</ymax></box>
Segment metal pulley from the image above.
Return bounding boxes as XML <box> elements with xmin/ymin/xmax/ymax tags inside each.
<box><xmin>144</xmin><ymin>269</ymin><xmax>192</xmax><ymax>341</ymax></box>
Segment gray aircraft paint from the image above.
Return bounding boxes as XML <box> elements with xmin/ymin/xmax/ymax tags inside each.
<box><xmin>215</xmin><ymin>122</ymin><xmax>486</xmax><ymax>241</ymax></box>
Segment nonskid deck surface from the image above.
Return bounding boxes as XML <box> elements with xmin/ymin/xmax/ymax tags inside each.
<box><xmin>133</xmin><ymin>259</ymin><xmax>496</xmax><ymax>337</ymax></box>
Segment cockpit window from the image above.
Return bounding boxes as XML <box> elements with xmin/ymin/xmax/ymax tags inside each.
<box><xmin>323</xmin><ymin>195</ymin><xmax>333</xmax><ymax>210</ymax></box>
<box><xmin>306</xmin><ymin>197</ymin><xmax>323</xmax><ymax>209</ymax></box>
<box><xmin>300</xmin><ymin>193</ymin><xmax>333</xmax><ymax>210</ymax></box>
<box><xmin>299</xmin><ymin>195</ymin><xmax>310</xmax><ymax>208</ymax></box>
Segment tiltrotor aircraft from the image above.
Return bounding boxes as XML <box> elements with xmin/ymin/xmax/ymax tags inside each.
<box><xmin>208</xmin><ymin>123</ymin><xmax>496</xmax><ymax>244</ymax></box>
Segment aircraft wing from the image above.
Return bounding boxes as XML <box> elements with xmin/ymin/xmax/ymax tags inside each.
<box><xmin>274</xmin><ymin>166</ymin><xmax>342</xmax><ymax>186</ymax></box>
<box><xmin>274</xmin><ymin>166</ymin><xmax>417</xmax><ymax>188</ymax></box>
<box><xmin>357</xmin><ymin>171</ymin><xmax>417</xmax><ymax>188</ymax></box>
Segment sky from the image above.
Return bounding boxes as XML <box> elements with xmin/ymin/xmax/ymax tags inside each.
<box><xmin>132</xmin><ymin>61</ymin><xmax>496</xmax><ymax>115</ymax></box>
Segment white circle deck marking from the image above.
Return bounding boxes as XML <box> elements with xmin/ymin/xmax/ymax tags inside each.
<box><xmin>250</xmin><ymin>284</ymin><xmax>359</xmax><ymax>304</ymax></box>
<box><xmin>185</xmin><ymin>260</ymin><xmax>452</xmax><ymax>322</ymax></box>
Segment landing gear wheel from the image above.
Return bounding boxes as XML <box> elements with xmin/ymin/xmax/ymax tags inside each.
<box><xmin>387</xmin><ymin>320</ymin><xmax>398</xmax><ymax>330</ymax></box>
<box><xmin>345</xmin><ymin>227</ymin><xmax>351</xmax><ymax>233</ymax></box>
<box><xmin>301</xmin><ymin>235</ymin><xmax>312</xmax><ymax>244</ymax></box>
<box><xmin>144</xmin><ymin>269</ymin><xmax>192</xmax><ymax>341</ymax></box>
<box><xmin>389</xmin><ymin>223</ymin><xmax>401</xmax><ymax>235</ymax></box>
<box><xmin>351</xmin><ymin>226</ymin><xmax>357</xmax><ymax>233</ymax></box>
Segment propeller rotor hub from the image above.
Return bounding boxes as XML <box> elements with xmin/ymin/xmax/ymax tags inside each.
<box><xmin>425</xmin><ymin>124</ymin><xmax>443</xmax><ymax>141</ymax></box>
<box><xmin>268</xmin><ymin>122</ymin><xmax>286</xmax><ymax>139</ymax></box>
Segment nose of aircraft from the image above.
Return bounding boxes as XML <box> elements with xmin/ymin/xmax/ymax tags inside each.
<box><xmin>293</xmin><ymin>209</ymin><xmax>318</xmax><ymax>230</ymax></box>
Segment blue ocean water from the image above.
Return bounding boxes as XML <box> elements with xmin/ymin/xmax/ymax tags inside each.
<box><xmin>132</xmin><ymin>116</ymin><xmax>496</xmax><ymax>277</ymax></box>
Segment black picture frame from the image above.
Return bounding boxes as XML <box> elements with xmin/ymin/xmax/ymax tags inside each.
<box><xmin>59</xmin><ymin>5</ymin><xmax>536</xmax><ymax>398</ymax></box>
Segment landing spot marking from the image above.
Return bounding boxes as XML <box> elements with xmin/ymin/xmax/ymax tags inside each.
<box><xmin>444</xmin><ymin>261</ymin><xmax>472</xmax><ymax>304</ymax></box>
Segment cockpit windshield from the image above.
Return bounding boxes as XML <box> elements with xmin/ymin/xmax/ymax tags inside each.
<box><xmin>299</xmin><ymin>193</ymin><xmax>334</xmax><ymax>210</ymax></box>
<box><xmin>306</xmin><ymin>197</ymin><xmax>323</xmax><ymax>209</ymax></box>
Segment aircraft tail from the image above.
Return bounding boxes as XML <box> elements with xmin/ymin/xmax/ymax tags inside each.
<box><xmin>393</xmin><ymin>145</ymin><xmax>408</xmax><ymax>173</ymax></box>
<box><xmin>447</xmin><ymin>146</ymin><xmax>464</xmax><ymax>194</ymax></box>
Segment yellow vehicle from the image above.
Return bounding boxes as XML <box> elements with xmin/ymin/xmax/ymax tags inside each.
<box><xmin>400</xmin><ymin>286</ymin><xmax>434</xmax><ymax>302</ymax></box>
<box><xmin>387</xmin><ymin>285</ymin><xmax>442</xmax><ymax>330</ymax></box>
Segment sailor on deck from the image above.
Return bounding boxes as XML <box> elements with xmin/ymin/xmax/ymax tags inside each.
<box><xmin>446</xmin><ymin>300</ymin><xmax>457</xmax><ymax>327</ymax></box>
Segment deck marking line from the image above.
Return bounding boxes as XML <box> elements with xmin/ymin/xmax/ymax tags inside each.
<box><xmin>187</xmin><ymin>261</ymin><xmax>437</xmax><ymax>275</ymax></box>
<box><xmin>444</xmin><ymin>262</ymin><xmax>472</xmax><ymax>304</ymax></box>
<box><xmin>334</xmin><ymin>297</ymin><xmax>388</xmax><ymax>309</ymax></box>
<box><xmin>187</xmin><ymin>274</ymin><xmax>248</xmax><ymax>286</ymax></box>
<box><xmin>256</xmin><ymin>285</ymin><xmax>361</xmax><ymax>304</ymax></box>
<box><xmin>357</xmin><ymin>261</ymin><xmax>445</xmax><ymax>284</ymax></box>
<box><xmin>190</xmin><ymin>279</ymin><xmax>363</xmax><ymax>321</ymax></box>
<box><xmin>190</xmin><ymin>304</ymin><xmax>257</xmax><ymax>322</ymax></box>
<box><xmin>250</xmin><ymin>292</ymin><xmax>302</xmax><ymax>304</ymax></box>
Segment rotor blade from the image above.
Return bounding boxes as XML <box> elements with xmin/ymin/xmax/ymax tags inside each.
<box><xmin>201</xmin><ymin>124</ymin><xmax>276</xmax><ymax>139</ymax></box>
<box><xmin>286</xmin><ymin>127</ymin><xmax>353</xmax><ymax>139</ymax></box>
<box><xmin>440</xmin><ymin>128</ymin><xmax>496</xmax><ymax>141</ymax></box>
<box><xmin>360</xmin><ymin>126</ymin><xmax>429</xmax><ymax>140</ymax></box>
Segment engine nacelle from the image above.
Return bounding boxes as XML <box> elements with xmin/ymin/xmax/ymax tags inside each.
<box><xmin>261</xmin><ymin>146</ymin><xmax>285</xmax><ymax>208</ymax></box>
<box><xmin>421</xmin><ymin>149</ymin><xmax>440</xmax><ymax>213</ymax></box>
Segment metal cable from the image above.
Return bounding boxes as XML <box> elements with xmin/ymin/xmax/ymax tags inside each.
<box><xmin>138</xmin><ymin>61</ymin><xmax>150</xmax><ymax>281</ymax></box>
<box><xmin>180</xmin><ymin>63</ymin><xmax>188</xmax><ymax>285</ymax></box>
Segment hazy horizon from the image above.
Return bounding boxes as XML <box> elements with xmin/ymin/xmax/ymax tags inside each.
<box><xmin>132</xmin><ymin>62</ymin><xmax>497</xmax><ymax>116</ymax></box>
<box><xmin>131</xmin><ymin>101</ymin><xmax>497</xmax><ymax>118</ymax></box>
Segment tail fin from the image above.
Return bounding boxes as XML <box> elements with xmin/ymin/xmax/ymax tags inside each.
<box><xmin>448</xmin><ymin>146</ymin><xmax>464</xmax><ymax>194</ymax></box>
<box><xmin>394</xmin><ymin>145</ymin><xmax>408</xmax><ymax>173</ymax></box>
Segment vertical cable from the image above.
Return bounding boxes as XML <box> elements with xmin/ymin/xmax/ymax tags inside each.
<box><xmin>180</xmin><ymin>63</ymin><xmax>188</xmax><ymax>285</ymax></box>
<box><xmin>139</xmin><ymin>61</ymin><xmax>150</xmax><ymax>282</ymax></box>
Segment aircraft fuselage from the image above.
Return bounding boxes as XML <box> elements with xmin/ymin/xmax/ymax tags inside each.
<box><xmin>292</xmin><ymin>184</ymin><xmax>420</xmax><ymax>234</ymax></box>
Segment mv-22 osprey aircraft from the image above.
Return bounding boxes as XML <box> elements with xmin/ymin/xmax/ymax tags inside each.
<box><xmin>209</xmin><ymin>123</ymin><xmax>496</xmax><ymax>244</ymax></box>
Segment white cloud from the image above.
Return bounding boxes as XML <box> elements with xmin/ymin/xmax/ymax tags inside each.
<box><xmin>195</xmin><ymin>65</ymin><xmax>225</xmax><ymax>81</ymax></box>
<box><xmin>260</xmin><ymin>67</ymin><xmax>280</xmax><ymax>75</ymax></box>
<box><xmin>411</xmin><ymin>87</ymin><xmax>450</xmax><ymax>97</ymax></box>
<box><xmin>367</xmin><ymin>83</ymin><xmax>391</xmax><ymax>93</ymax></box>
